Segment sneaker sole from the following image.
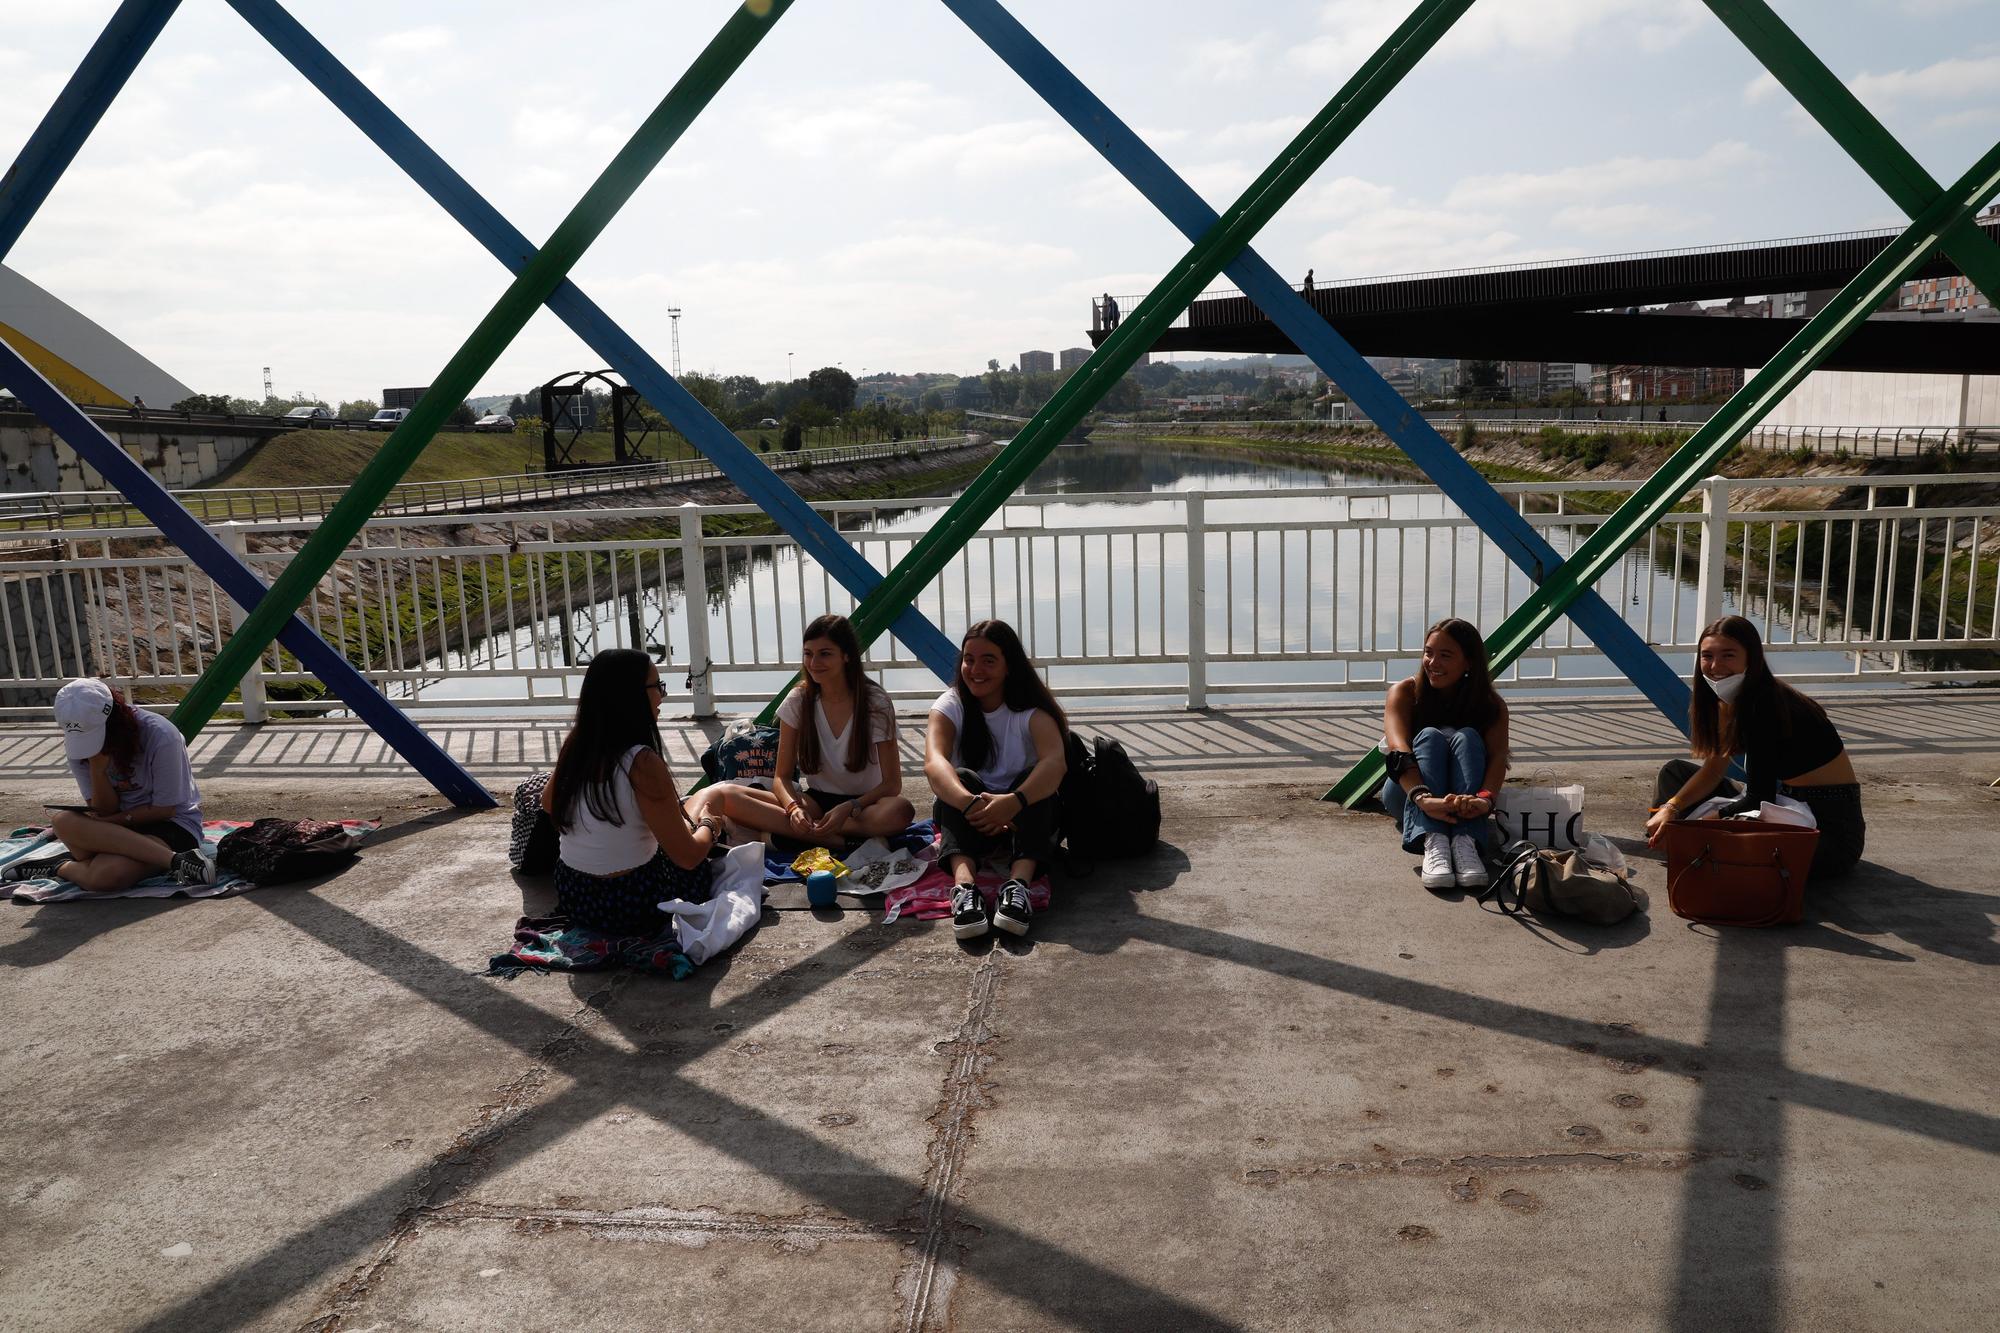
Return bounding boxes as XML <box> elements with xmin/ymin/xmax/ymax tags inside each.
<box><xmin>953</xmin><ymin>918</ymin><xmax>989</xmax><ymax>940</ymax></box>
<box><xmin>993</xmin><ymin>913</ymin><xmax>1030</xmax><ymax>937</ymax></box>
<box><xmin>1421</xmin><ymin>871</ymin><xmax>1456</xmax><ymax>890</ymax></box>
<box><xmin>1456</xmin><ymin>871</ymin><xmax>1491</xmax><ymax>888</ymax></box>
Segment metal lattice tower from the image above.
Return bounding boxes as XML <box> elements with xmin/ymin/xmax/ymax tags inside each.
<box><xmin>667</xmin><ymin>306</ymin><xmax>682</xmax><ymax>378</ymax></box>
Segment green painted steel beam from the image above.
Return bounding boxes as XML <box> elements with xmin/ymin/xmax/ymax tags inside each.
<box><xmin>1325</xmin><ymin>139</ymin><xmax>2000</xmax><ymax>806</ymax></box>
<box><xmin>173</xmin><ymin>0</ymin><xmax>792</xmax><ymax>737</ymax></box>
<box><xmin>1703</xmin><ymin>0</ymin><xmax>2000</xmax><ymax>302</ymax></box>
<box><xmin>751</xmin><ymin>0</ymin><xmax>1476</xmax><ymax>724</ymax></box>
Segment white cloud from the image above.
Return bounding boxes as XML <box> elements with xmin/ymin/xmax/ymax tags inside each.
<box><xmin>1305</xmin><ymin>176</ymin><xmax>1399</xmax><ymax>220</ymax></box>
<box><xmin>1744</xmin><ymin>72</ymin><xmax>1782</xmax><ymax>104</ymax></box>
<box><xmin>1205</xmin><ymin>117</ymin><xmax>1306</xmax><ymax>150</ymax></box>
<box><xmin>374</xmin><ymin>26</ymin><xmax>455</xmax><ymax>57</ymax></box>
<box><xmin>760</xmin><ymin>81</ymin><xmax>939</xmax><ymax>157</ymax></box>
<box><xmin>1446</xmin><ymin>141</ymin><xmax>1764</xmax><ymax>211</ymax></box>
<box><xmin>1931</xmin><ymin>104</ymin><xmax>2000</xmax><ymax>132</ymax></box>
<box><xmin>876</xmin><ymin>121</ymin><xmax>1091</xmax><ymax>179</ymax></box>
<box><xmin>824</xmin><ymin>229</ymin><xmax>1075</xmax><ymax>273</ymax></box>
<box><xmin>1186</xmin><ymin>34</ymin><xmax>1269</xmax><ymax>82</ymax></box>
<box><xmin>1549</xmin><ymin>202</ymin><xmax>1695</xmax><ymax>237</ymax></box>
<box><xmin>1849</xmin><ymin>54</ymin><xmax>2000</xmax><ymax>105</ymax></box>
<box><xmin>1290</xmin><ymin>0</ymin><xmax>1702</xmax><ymax>74</ymax></box>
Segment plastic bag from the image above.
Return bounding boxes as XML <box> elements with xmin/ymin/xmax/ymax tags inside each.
<box><xmin>1578</xmin><ymin>831</ymin><xmax>1628</xmax><ymax>878</ymax></box>
<box><xmin>789</xmin><ymin>846</ymin><xmax>848</xmax><ymax>879</ymax></box>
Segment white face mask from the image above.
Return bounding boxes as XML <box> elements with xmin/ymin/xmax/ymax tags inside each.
<box><xmin>1706</xmin><ymin>671</ymin><xmax>1746</xmax><ymax>705</ymax></box>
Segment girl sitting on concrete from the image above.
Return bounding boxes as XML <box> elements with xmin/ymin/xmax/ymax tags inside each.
<box><xmin>704</xmin><ymin>613</ymin><xmax>915</xmax><ymax>848</ymax></box>
<box><xmin>1644</xmin><ymin>614</ymin><xmax>1864</xmax><ymax>879</ymax></box>
<box><xmin>925</xmin><ymin>619</ymin><xmax>1069</xmax><ymax>940</ymax></box>
<box><xmin>539</xmin><ymin>648</ymin><xmax>725</xmax><ymax>935</ymax></box>
<box><xmin>3</xmin><ymin>678</ymin><xmax>215</xmax><ymax>891</ymax></box>
<box><xmin>1378</xmin><ymin>618</ymin><xmax>1511</xmax><ymax>891</ymax></box>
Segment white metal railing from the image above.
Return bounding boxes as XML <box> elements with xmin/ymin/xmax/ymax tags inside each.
<box><xmin>0</xmin><ymin>434</ymin><xmax>978</xmax><ymax>529</ymax></box>
<box><xmin>1098</xmin><ymin>417</ymin><xmax>1997</xmax><ymax>458</ymax></box>
<box><xmin>2</xmin><ymin>473</ymin><xmax>1997</xmax><ymax>718</ymax></box>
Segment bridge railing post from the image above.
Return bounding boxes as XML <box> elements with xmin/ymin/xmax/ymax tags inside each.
<box><xmin>1695</xmin><ymin>475</ymin><xmax>1731</xmax><ymax>633</ymax></box>
<box><xmin>678</xmin><ymin>502</ymin><xmax>716</xmax><ymax>718</ymax></box>
<box><xmin>217</xmin><ymin>522</ymin><xmax>269</xmax><ymax>724</ymax></box>
<box><xmin>1185</xmin><ymin>490</ymin><xmax>1208</xmax><ymax>709</ymax></box>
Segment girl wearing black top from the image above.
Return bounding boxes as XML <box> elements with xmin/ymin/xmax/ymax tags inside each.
<box><xmin>1645</xmin><ymin>615</ymin><xmax>1865</xmax><ymax>879</ymax></box>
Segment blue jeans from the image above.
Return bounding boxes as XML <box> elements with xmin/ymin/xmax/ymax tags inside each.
<box><xmin>1380</xmin><ymin>726</ymin><xmax>1491</xmax><ymax>853</ymax></box>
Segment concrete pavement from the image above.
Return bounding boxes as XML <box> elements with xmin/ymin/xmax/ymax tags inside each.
<box><xmin>2</xmin><ymin>695</ymin><xmax>1997</xmax><ymax>1330</ymax></box>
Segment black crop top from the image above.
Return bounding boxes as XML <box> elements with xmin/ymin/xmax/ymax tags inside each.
<box><xmin>1735</xmin><ymin>696</ymin><xmax>1845</xmax><ymax>800</ymax></box>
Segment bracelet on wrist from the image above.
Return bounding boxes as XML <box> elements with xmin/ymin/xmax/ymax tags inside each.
<box><xmin>1408</xmin><ymin>785</ymin><xmax>1433</xmax><ymax>802</ymax></box>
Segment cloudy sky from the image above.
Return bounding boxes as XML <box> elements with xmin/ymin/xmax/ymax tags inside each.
<box><xmin>1</xmin><ymin>0</ymin><xmax>1993</xmax><ymax>404</ymax></box>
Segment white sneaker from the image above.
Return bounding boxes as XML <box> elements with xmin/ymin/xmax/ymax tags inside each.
<box><xmin>1451</xmin><ymin>833</ymin><xmax>1489</xmax><ymax>889</ymax></box>
<box><xmin>1421</xmin><ymin>833</ymin><xmax>1455</xmax><ymax>890</ymax></box>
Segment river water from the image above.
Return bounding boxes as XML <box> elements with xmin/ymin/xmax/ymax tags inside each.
<box><xmin>401</xmin><ymin>438</ymin><xmax>1896</xmax><ymax>714</ymax></box>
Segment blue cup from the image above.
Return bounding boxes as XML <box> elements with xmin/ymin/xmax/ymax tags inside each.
<box><xmin>806</xmin><ymin>869</ymin><xmax>839</xmax><ymax>907</ymax></box>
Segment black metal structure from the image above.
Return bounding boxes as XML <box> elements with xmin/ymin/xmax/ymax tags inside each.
<box><xmin>1104</xmin><ymin>220</ymin><xmax>2000</xmax><ymax>369</ymax></box>
<box><xmin>539</xmin><ymin>369</ymin><xmax>655</xmax><ymax>471</ymax></box>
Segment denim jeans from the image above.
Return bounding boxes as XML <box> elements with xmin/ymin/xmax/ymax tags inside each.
<box><xmin>1380</xmin><ymin>726</ymin><xmax>1491</xmax><ymax>853</ymax></box>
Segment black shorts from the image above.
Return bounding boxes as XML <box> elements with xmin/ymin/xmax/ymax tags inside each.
<box><xmin>131</xmin><ymin>820</ymin><xmax>200</xmax><ymax>853</ymax></box>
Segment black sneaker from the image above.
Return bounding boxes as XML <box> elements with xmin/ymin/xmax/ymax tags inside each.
<box><xmin>1</xmin><ymin>853</ymin><xmax>69</xmax><ymax>885</ymax></box>
<box><xmin>169</xmin><ymin>847</ymin><xmax>216</xmax><ymax>887</ymax></box>
<box><xmin>951</xmin><ymin>882</ymin><xmax>988</xmax><ymax>940</ymax></box>
<box><xmin>994</xmin><ymin>879</ymin><xmax>1032</xmax><ymax>936</ymax></box>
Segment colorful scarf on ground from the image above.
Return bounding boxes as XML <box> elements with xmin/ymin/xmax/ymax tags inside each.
<box><xmin>485</xmin><ymin>914</ymin><xmax>693</xmax><ymax>980</ymax></box>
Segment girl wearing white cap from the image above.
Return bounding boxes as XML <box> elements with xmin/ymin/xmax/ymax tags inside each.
<box><xmin>2</xmin><ymin>678</ymin><xmax>214</xmax><ymax>890</ymax></box>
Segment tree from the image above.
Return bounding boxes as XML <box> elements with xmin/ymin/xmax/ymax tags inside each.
<box><xmin>987</xmin><ymin>359</ymin><xmax>1000</xmax><ymax>373</ymax></box>
<box><xmin>448</xmin><ymin>400</ymin><xmax>476</xmax><ymax>427</ymax></box>
<box><xmin>507</xmin><ymin>395</ymin><xmax>528</xmax><ymax>418</ymax></box>
<box><xmin>720</xmin><ymin>375</ymin><xmax>764</xmax><ymax>411</ymax></box>
<box><xmin>336</xmin><ymin>398</ymin><xmax>379</xmax><ymax>420</ymax></box>
<box><xmin>171</xmin><ymin>393</ymin><xmax>230</xmax><ymax>414</ymax></box>
<box><xmin>782</xmin><ymin>421</ymin><xmax>804</xmax><ymax>452</ymax></box>
<box><xmin>806</xmin><ymin>365</ymin><xmax>856</xmax><ymax>413</ymax></box>
<box><xmin>680</xmin><ymin>371</ymin><xmax>727</xmax><ymax>416</ymax></box>
<box><xmin>918</xmin><ymin>387</ymin><xmax>948</xmax><ymax>412</ymax></box>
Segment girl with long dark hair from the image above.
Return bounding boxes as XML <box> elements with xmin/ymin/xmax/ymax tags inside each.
<box><xmin>1378</xmin><ymin>618</ymin><xmax>1510</xmax><ymax>891</ymax></box>
<box><xmin>924</xmin><ymin>620</ymin><xmax>1068</xmax><ymax>939</ymax></box>
<box><xmin>705</xmin><ymin>614</ymin><xmax>914</xmax><ymax>845</ymax></box>
<box><xmin>3</xmin><ymin>678</ymin><xmax>215</xmax><ymax>891</ymax></box>
<box><xmin>537</xmin><ymin>649</ymin><xmax>725</xmax><ymax>934</ymax></box>
<box><xmin>1645</xmin><ymin>615</ymin><xmax>1864</xmax><ymax>878</ymax></box>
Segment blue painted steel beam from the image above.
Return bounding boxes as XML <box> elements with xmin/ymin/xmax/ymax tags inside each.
<box><xmin>0</xmin><ymin>0</ymin><xmax>184</xmax><ymax>262</ymax></box>
<box><xmin>227</xmin><ymin>0</ymin><xmax>958</xmax><ymax>682</ymax></box>
<box><xmin>943</xmin><ymin>0</ymin><xmax>1692</xmax><ymax>730</ymax></box>
<box><xmin>0</xmin><ymin>336</ymin><xmax>493</xmax><ymax>807</ymax></box>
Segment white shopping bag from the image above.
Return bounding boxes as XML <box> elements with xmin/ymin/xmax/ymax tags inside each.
<box><xmin>1493</xmin><ymin>783</ymin><xmax>1586</xmax><ymax>850</ymax></box>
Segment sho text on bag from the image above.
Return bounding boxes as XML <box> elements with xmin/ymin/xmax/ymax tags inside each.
<box><xmin>1493</xmin><ymin>783</ymin><xmax>1586</xmax><ymax>850</ymax></box>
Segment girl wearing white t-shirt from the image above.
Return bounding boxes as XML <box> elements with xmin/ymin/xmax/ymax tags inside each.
<box><xmin>708</xmin><ymin>615</ymin><xmax>914</xmax><ymax>846</ymax></box>
<box><xmin>924</xmin><ymin>619</ymin><xmax>1068</xmax><ymax>940</ymax></box>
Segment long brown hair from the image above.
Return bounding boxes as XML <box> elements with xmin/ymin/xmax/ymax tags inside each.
<box><xmin>952</xmin><ymin>619</ymin><xmax>1068</xmax><ymax>770</ymax></box>
<box><xmin>792</xmin><ymin>614</ymin><xmax>886</xmax><ymax>775</ymax></box>
<box><xmin>1412</xmin><ymin>617</ymin><xmax>1502</xmax><ymax>731</ymax></box>
<box><xmin>1688</xmin><ymin>614</ymin><xmax>1826</xmax><ymax>759</ymax></box>
<box><xmin>103</xmin><ymin>691</ymin><xmax>144</xmax><ymax>771</ymax></box>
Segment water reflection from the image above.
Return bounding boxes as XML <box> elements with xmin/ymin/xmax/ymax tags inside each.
<box><xmin>397</xmin><ymin>440</ymin><xmax>1925</xmax><ymax>714</ymax></box>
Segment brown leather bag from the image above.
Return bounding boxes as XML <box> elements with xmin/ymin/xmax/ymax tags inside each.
<box><xmin>1660</xmin><ymin>820</ymin><xmax>1817</xmax><ymax>927</ymax></box>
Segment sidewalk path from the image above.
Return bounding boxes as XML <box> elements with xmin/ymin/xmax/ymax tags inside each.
<box><xmin>1</xmin><ymin>694</ymin><xmax>1996</xmax><ymax>1329</ymax></box>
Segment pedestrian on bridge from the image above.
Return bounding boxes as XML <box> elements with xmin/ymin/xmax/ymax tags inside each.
<box><xmin>1377</xmin><ymin>618</ymin><xmax>1510</xmax><ymax>891</ymax></box>
<box><xmin>1102</xmin><ymin>292</ymin><xmax>1119</xmax><ymax>331</ymax></box>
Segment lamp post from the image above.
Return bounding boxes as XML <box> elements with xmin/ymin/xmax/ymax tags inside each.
<box><xmin>787</xmin><ymin>351</ymin><xmax>794</xmax><ymax>382</ymax></box>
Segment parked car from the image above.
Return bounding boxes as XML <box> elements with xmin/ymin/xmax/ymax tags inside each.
<box><xmin>757</xmin><ymin>417</ymin><xmax>779</xmax><ymax>428</ymax></box>
<box><xmin>282</xmin><ymin>405</ymin><xmax>335</xmax><ymax>424</ymax></box>
<box><xmin>474</xmin><ymin>413</ymin><xmax>515</xmax><ymax>433</ymax></box>
<box><xmin>368</xmin><ymin>408</ymin><xmax>410</xmax><ymax>430</ymax></box>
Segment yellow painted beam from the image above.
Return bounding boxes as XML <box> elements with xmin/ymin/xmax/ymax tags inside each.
<box><xmin>0</xmin><ymin>318</ymin><xmax>125</xmax><ymax>406</ymax></box>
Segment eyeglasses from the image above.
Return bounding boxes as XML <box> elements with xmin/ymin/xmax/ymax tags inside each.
<box><xmin>643</xmin><ymin>680</ymin><xmax>666</xmax><ymax>694</ymax></box>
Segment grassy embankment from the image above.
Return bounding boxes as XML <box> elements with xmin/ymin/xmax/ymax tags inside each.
<box><xmin>255</xmin><ymin>447</ymin><xmax>998</xmax><ymax>710</ymax></box>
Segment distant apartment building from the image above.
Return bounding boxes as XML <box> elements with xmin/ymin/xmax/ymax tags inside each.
<box><xmin>1170</xmin><ymin>393</ymin><xmax>1246</xmax><ymax>413</ymax></box>
<box><xmin>1019</xmin><ymin>349</ymin><xmax>1055</xmax><ymax>374</ymax></box>
<box><xmin>1596</xmin><ymin>365</ymin><xmax>1740</xmax><ymax>403</ymax></box>
<box><xmin>1898</xmin><ymin>275</ymin><xmax>1992</xmax><ymax>313</ymax></box>
<box><xmin>1058</xmin><ymin>346</ymin><xmax>1091</xmax><ymax>372</ymax></box>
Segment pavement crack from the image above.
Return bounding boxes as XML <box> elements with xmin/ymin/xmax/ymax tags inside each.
<box><xmin>297</xmin><ymin>978</ymin><xmax>627</xmax><ymax>1332</ymax></box>
<box><xmin>895</xmin><ymin>954</ymin><xmax>1003</xmax><ymax>1333</ymax></box>
<box><xmin>425</xmin><ymin>1200</ymin><xmax>920</xmax><ymax>1249</ymax></box>
<box><xmin>1244</xmin><ymin>1147</ymin><xmax>1723</xmax><ymax>1186</ymax></box>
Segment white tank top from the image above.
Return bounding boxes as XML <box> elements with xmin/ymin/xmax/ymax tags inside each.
<box><xmin>558</xmin><ymin>745</ymin><xmax>659</xmax><ymax>875</ymax></box>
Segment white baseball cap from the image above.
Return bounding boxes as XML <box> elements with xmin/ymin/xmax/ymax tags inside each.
<box><xmin>53</xmin><ymin>678</ymin><xmax>115</xmax><ymax>762</ymax></box>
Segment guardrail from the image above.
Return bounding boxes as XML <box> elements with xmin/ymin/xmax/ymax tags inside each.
<box><xmin>1098</xmin><ymin>417</ymin><xmax>1998</xmax><ymax>458</ymax></box>
<box><xmin>0</xmin><ymin>434</ymin><xmax>978</xmax><ymax>529</ymax></box>
<box><xmin>3</xmin><ymin>470</ymin><xmax>1995</xmax><ymax>718</ymax></box>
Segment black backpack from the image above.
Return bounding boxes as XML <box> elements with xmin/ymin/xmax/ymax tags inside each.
<box><xmin>510</xmin><ymin>773</ymin><xmax>559</xmax><ymax>874</ymax></box>
<box><xmin>1061</xmin><ymin>733</ymin><xmax>1161</xmax><ymax>859</ymax></box>
<box><xmin>215</xmin><ymin>818</ymin><xmax>366</xmax><ymax>885</ymax></box>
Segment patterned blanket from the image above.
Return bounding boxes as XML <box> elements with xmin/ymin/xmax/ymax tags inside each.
<box><xmin>0</xmin><ymin>820</ymin><xmax>374</xmax><ymax>903</ymax></box>
<box><xmin>485</xmin><ymin>916</ymin><xmax>694</xmax><ymax>980</ymax></box>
